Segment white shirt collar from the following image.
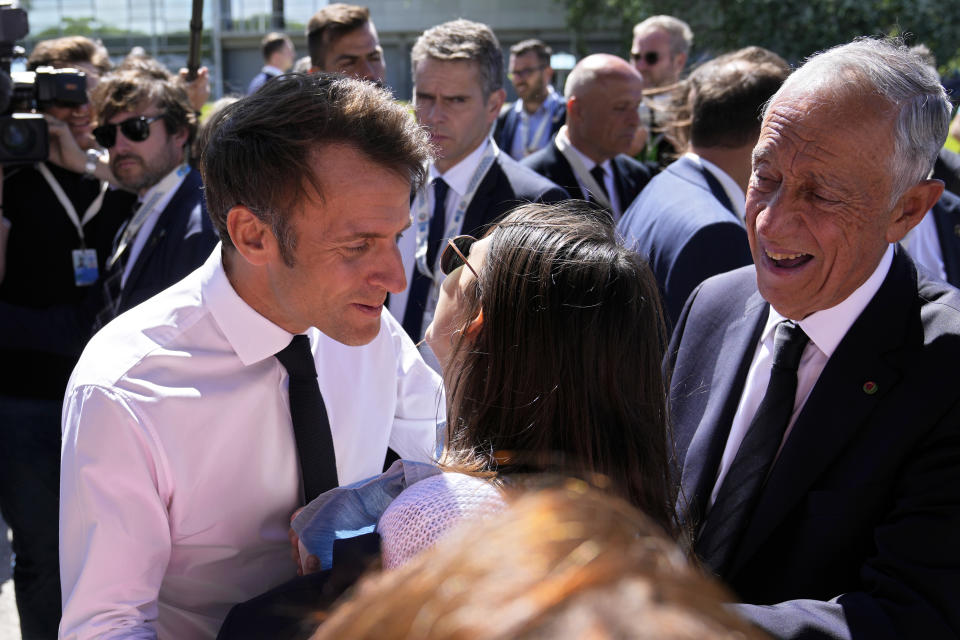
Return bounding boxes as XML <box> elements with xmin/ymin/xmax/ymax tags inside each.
<box><xmin>761</xmin><ymin>244</ymin><xmax>895</xmax><ymax>359</ymax></box>
<box><xmin>557</xmin><ymin>127</ymin><xmax>604</xmax><ymax>172</ymax></box>
<box><xmin>513</xmin><ymin>85</ymin><xmax>560</xmax><ymax>116</ymax></box>
<box><xmin>201</xmin><ymin>244</ymin><xmax>300</xmax><ymax>366</ymax></box>
<box><xmin>429</xmin><ymin>137</ymin><xmax>491</xmax><ymax>196</ymax></box>
<box><xmin>684</xmin><ymin>152</ymin><xmax>746</xmax><ymax>222</ymax></box>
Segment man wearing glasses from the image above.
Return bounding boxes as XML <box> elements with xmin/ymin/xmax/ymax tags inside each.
<box><xmin>494</xmin><ymin>39</ymin><xmax>565</xmax><ymax>160</ymax></box>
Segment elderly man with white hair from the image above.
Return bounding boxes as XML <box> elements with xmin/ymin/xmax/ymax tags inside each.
<box><xmin>667</xmin><ymin>38</ymin><xmax>959</xmax><ymax>639</ymax></box>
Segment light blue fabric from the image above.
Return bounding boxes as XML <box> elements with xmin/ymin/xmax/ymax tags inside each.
<box><xmin>291</xmin><ymin>459</ymin><xmax>442</xmax><ymax>570</ymax></box>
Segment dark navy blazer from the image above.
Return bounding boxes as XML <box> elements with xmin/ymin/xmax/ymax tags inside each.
<box><xmin>521</xmin><ymin>141</ymin><xmax>651</xmax><ymax>218</ymax></box>
<box><xmin>618</xmin><ymin>155</ymin><xmax>752</xmax><ymax>327</ymax></box>
<box><xmin>668</xmin><ymin>247</ymin><xmax>960</xmax><ymax>639</ymax></box>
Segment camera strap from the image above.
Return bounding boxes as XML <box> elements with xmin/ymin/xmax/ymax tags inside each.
<box><xmin>37</xmin><ymin>162</ymin><xmax>108</xmax><ymax>248</ymax></box>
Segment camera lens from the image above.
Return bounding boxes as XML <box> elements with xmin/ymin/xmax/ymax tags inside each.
<box><xmin>1</xmin><ymin>117</ymin><xmax>37</xmax><ymax>153</ymax></box>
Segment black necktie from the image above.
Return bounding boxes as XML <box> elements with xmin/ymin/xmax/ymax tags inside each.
<box><xmin>402</xmin><ymin>178</ymin><xmax>449</xmax><ymax>341</ymax></box>
<box><xmin>695</xmin><ymin>320</ymin><xmax>810</xmax><ymax>575</ymax></box>
<box><xmin>589</xmin><ymin>164</ymin><xmax>609</xmax><ymax>200</ymax></box>
<box><xmin>275</xmin><ymin>334</ymin><xmax>339</xmax><ymax>503</ymax></box>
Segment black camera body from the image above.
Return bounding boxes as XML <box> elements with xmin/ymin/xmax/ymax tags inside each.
<box><xmin>0</xmin><ymin>3</ymin><xmax>89</xmax><ymax>164</ymax></box>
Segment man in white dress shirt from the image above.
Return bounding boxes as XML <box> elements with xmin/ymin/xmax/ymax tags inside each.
<box><xmin>59</xmin><ymin>73</ymin><xmax>442</xmax><ymax>639</ymax></box>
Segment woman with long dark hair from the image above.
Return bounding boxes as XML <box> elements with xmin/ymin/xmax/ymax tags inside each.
<box><xmin>424</xmin><ymin>200</ymin><xmax>677</xmax><ymax>535</ymax></box>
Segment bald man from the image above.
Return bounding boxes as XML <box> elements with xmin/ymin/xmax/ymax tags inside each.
<box><xmin>522</xmin><ymin>53</ymin><xmax>651</xmax><ymax>221</ymax></box>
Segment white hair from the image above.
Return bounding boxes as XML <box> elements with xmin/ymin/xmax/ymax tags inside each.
<box><xmin>632</xmin><ymin>15</ymin><xmax>693</xmax><ymax>56</ymax></box>
<box><xmin>764</xmin><ymin>37</ymin><xmax>950</xmax><ymax>203</ymax></box>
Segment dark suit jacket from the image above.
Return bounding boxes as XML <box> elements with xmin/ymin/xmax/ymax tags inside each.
<box><xmin>390</xmin><ymin>151</ymin><xmax>567</xmax><ymax>332</ymax></box>
<box><xmin>494</xmin><ymin>99</ymin><xmax>565</xmax><ymax>159</ymax></box>
<box><xmin>0</xmin><ymin>168</ymin><xmax>218</xmax><ymax>357</ymax></box>
<box><xmin>618</xmin><ymin>155</ymin><xmax>752</xmax><ymax>327</ymax></box>
<box><xmin>931</xmin><ymin>189</ymin><xmax>960</xmax><ymax>289</ymax></box>
<box><xmin>933</xmin><ymin>148</ymin><xmax>960</xmax><ymax>197</ymax></box>
<box><xmin>668</xmin><ymin>247</ymin><xmax>960</xmax><ymax>639</ymax></box>
<box><xmin>521</xmin><ymin>140</ymin><xmax>651</xmax><ymax>217</ymax></box>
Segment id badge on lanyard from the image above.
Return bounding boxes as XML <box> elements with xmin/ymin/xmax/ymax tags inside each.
<box><xmin>37</xmin><ymin>163</ymin><xmax>107</xmax><ymax>287</ymax></box>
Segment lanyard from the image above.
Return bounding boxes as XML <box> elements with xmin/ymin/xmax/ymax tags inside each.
<box><xmin>412</xmin><ymin>140</ymin><xmax>498</xmax><ymax>283</ymax></box>
<box><xmin>554</xmin><ymin>126</ymin><xmax>613</xmax><ymax>211</ymax></box>
<box><xmin>37</xmin><ymin>163</ymin><xmax>108</xmax><ymax>248</ymax></box>
<box><xmin>108</xmin><ymin>164</ymin><xmax>189</xmax><ymax>269</ymax></box>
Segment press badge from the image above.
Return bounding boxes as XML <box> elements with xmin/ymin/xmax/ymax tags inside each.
<box><xmin>72</xmin><ymin>248</ymin><xmax>99</xmax><ymax>286</ymax></box>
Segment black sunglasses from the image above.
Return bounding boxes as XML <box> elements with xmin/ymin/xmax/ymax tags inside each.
<box><xmin>439</xmin><ymin>235</ymin><xmax>479</xmax><ymax>278</ymax></box>
<box><xmin>630</xmin><ymin>51</ymin><xmax>660</xmax><ymax>66</ymax></box>
<box><xmin>93</xmin><ymin>115</ymin><xmax>163</xmax><ymax>148</ymax></box>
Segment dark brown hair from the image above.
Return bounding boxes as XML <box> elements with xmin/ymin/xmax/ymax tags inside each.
<box><xmin>411</xmin><ymin>19</ymin><xmax>503</xmax><ymax>99</ymax></box>
<box><xmin>199</xmin><ymin>72</ymin><xmax>430</xmax><ymax>265</ymax></box>
<box><xmin>313</xmin><ymin>486</ymin><xmax>764</xmax><ymax>639</ymax></box>
<box><xmin>688</xmin><ymin>47</ymin><xmax>789</xmax><ymax>149</ymax></box>
<box><xmin>92</xmin><ymin>68</ymin><xmax>196</xmax><ymax>148</ymax></box>
<box><xmin>306</xmin><ymin>3</ymin><xmax>371</xmax><ymax>70</ymax></box>
<box><xmin>260</xmin><ymin>32</ymin><xmax>293</xmax><ymax>62</ymax></box>
<box><xmin>510</xmin><ymin>39</ymin><xmax>552</xmax><ymax>67</ymax></box>
<box><xmin>28</xmin><ymin>36</ymin><xmax>111</xmax><ymax>74</ymax></box>
<box><xmin>440</xmin><ymin>201</ymin><xmax>677</xmax><ymax>536</ymax></box>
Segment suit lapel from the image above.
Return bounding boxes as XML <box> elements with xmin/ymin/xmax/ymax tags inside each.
<box><xmin>679</xmin><ymin>290</ymin><xmax>768</xmax><ymax>528</ymax></box>
<box><xmin>611</xmin><ymin>158</ymin><xmax>634</xmax><ymax>212</ymax></box>
<box><xmin>548</xmin><ymin>144</ymin><xmax>585</xmax><ymax>201</ymax></box>
<box><xmin>121</xmin><ymin>171</ymin><xmax>193</xmax><ymax>299</ymax></box>
<box><xmin>727</xmin><ymin>249</ymin><xmax>916</xmax><ymax>577</ymax></box>
<box><xmin>460</xmin><ymin>158</ymin><xmax>502</xmax><ymax>236</ymax></box>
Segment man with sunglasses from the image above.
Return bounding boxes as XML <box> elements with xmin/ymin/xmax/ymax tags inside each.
<box><xmin>391</xmin><ymin>20</ymin><xmax>566</xmax><ymax>358</ymax></box>
<box><xmin>630</xmin><ymin>15</ymin><xmax>692</xmax><ymax>170</ymax></box>
<box><xmin>523</xmin><ymin>54</ymin><xmax>652</xmax><ymax>223</ymax></box>
<box><xmin>494</xmin><ymin>39</ymin><xmax>565</xmax><ymax>160</ymax></box>
<box><xmin>0</xmin><ymin>36</ymin><xmax>135</xmax><ymax>639</ymax></box>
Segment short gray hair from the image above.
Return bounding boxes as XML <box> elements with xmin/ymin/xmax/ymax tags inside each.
<box><xmin>411</xmin><ymin>19</ymin><xmax>503</xmax><ymax>99</ymax></box>
<box><xmin>633</xmin><ymin>15</ymin><xmax>693</xmax><ymax>56</ymax></box>
<box><xmin>765</xmin><ymin>37</ymin><xmax>950</xmax><ymax>203</ymax></box>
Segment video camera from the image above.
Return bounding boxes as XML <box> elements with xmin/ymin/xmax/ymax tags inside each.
<box><xmin>0</xmin><ymin>3</ymin><xmax>88</xmax><ymax>164</ymax></box>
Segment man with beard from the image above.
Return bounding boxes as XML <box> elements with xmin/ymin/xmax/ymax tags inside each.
<box><xmin>494</xmin><ymin>39</ymin><xmax>565</xmax><ymax>160</ymax></box>
<box><xmin>0</xmin><ymin>35</ymin><xmax>130</xmax><ymax>640</ymax></box>
<box><xmin>0</xmin><ymin>67</ymin><xmax>217</xmax><ymax>358</ymax></box>
<box><xmin>306</xmin><ymin>3</ymin><xmax>386</xmax><ymax>84</ymax></box>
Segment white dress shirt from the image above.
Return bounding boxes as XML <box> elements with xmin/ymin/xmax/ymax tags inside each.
<box><xmin>901</xmin><ymin>209</ymin><xmax>947</xmax><ymax>282</ymax></box>
<box><xmin>685</xmin><ymin>152</ymin><xmax>746</xmax><ymax>223</ymax></box>
<box><xmin>121</xmin><ymin>165</ymin><xmax>190</xmax><ymax>287</ymax></box>
<box><xmin>556</xmin><ymin>128</ymin><xmax>622</xmax><ymax>217</ymax></box>
<box><xmin>709</xmin><ymin>245</ymin><xmax>894</xmax><ymax>507</ymax></box>
<box><xmin>60</xmin><ymin>246</ymin><xmax>443</xmax><ymax>639</ymax></box>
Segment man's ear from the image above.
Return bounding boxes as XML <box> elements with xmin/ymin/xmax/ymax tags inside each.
<box><xmin>566</xmin><ymin>95</ymin><xmax>580</xmax><ymax>122</ymax></box>
<box><xmin>486</xmin><ymin>88</ymin><xmax>506</xmax><ymax>122</ymax></box>
<box><xmin>885</xmin><ymin>179</ymin><xmax>945</xmax><ymax>243</ymax></box>
<box><xmin>226</xmin><ymin>205</ymin><xmax>277</xmax><ymax>266</ymax></box>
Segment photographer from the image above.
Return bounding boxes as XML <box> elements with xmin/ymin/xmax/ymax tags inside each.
<box><xmin>0</xmin><ymin>36</ymin><xmax>135</xmax><ymax>640</ymax></box>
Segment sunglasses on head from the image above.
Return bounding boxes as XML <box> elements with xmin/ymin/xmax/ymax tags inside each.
<box><xmin>440</xmin><ymin>235</ymin><xmax>480</xmax><ymax>279</ymax></box>
<box><xmin>630</xmin><ymin>51</ymin><xmax>660</xmax><ymax>66</ymax></box>
<box><xmin>92</xmin><ymin>115</ymin><xmax>163</xmax><ymax>148</ymax></box>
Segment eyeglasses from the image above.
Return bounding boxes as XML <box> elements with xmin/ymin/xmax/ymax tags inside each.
<box><xmin>92</xmin><ymin>115</ymin><xmax>163</xmax><ymax>148</ymax></box>
<box><xmin>508</xmin><ymin>65</ymin><xmax>546</xmax><ymax>81</ymax></box>
<box><xmin>630</xmin><ymin>51</ymin><xmax>660</xmax><ymax>66</ymax></box>
<box><xmin>440</xmin><ymin>235</ymin><xmax>479</xmax><ymax>279</ymax></box>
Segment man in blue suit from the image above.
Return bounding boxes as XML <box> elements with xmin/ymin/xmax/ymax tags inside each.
<box><xmin>668</xmin><ymin>39</ymin><xmax>960</xmax><ymax>639</ymax></box>
<box><xmin>619</xmin><ymin>47</ymin><xmax>788</xmax><ymax>326</ymax></box>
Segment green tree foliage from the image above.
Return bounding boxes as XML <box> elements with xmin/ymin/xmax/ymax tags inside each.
<box><xmin>562</xmin><ymin>0</ymin><xmax>960</xmax><ymax>74</ymax></box>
